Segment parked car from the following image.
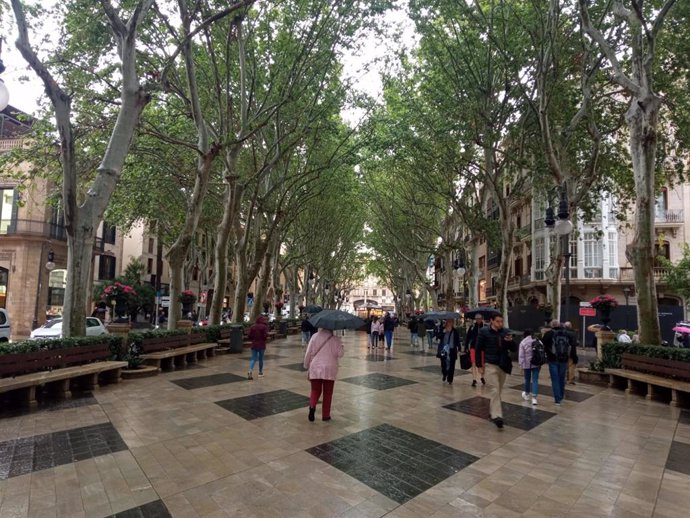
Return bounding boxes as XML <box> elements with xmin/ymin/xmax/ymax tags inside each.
<box><xmin>29</xmin><ymin>317</ymin><xmax>108</xmax><ymax>340</ymax></box>
<box><xmin>0</xmin><ymin>308</ymin><xmax>10</xmax><ymax>342</ymax></box>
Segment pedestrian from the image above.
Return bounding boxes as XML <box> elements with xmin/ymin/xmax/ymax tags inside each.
<box><xmin>466</xmin><ymin>314</ymin><xmax>486</xmax><ymax>387</ymax></box>
<box><xmin>300</xmin><ymin>316</ymin><xmax>313</xmax><ymax>346</ymax></box>
<box><xmin>564</xmin><ymin>321</ymin><xmax>579</xmax><ymax>385</ymax></box>
<box><xmin>436</xmin><ymin>318</ymin><xmax>462</xmax><ymax>384</ymax></box>
<box><xmin>416</xmin><ymin>316</ymin><xmax>427</xmax><ymax>351</ymax></box>
<box><xmin>247</xmin><ymin>315</ymin><xmax>269</xmax><ymax>380</ymax></box>
<box><xmin>542</xmin><ymin>320</ymin><xmax>577</xmax><ymax>406</ymax></box>
<box><xmin>383</xmin><ymin>312</ymin><xmax>396</xmax><ymax>350</ymax></box>
<box><xmin>365</xmin><ymin>315</ymin><xmax>373</xmax><ymax>347</ymax></box>
<box><xmin>370</xmin><ymin>316</ymin><xmax>382</xmax><ymax>349</ymax></box>
<box><xmin>617</xmin><ymin>330</ymin><xmax>632</xmax><ymax>343</ymax></box>
<box><xmin>475</xmin><ymin>313</ymin><xmax>515</xmax><ymax>428</ymax></box>
<box><xmin>518</xmin><ymin>329</ymin><xmax>542</xmax><ymax>405</ymax></box>
<box><xmin>408</xmin><ymin>314</ymin><xmax>418</xmax><ymax>347</ymax></box>
<box><xmin>424</xmin><ymin>318</ymin><xmax>436</xmax><ymax>349</ymax></box>
<box><xmin>304</xmin><ymin>328</ymin><xmax>345</xmax><ymax>422</ymax></box>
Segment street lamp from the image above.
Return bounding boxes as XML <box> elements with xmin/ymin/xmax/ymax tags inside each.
<box><xmin>622</xmin><ymin>286</ymin><xmax>632</xmax><ymax>330</ymax></box>
<box><xmin>45</xmin><ymin>251</ymin><xmax>56</xmax><ymax>272</ymax></box>
<box><xmin>545</xmin><ymin>185</ymin><xmax>573</xmax><ymax>322</ymax></box>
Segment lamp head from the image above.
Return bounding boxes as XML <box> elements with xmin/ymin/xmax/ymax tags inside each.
<box><xmin>545</xmin><ymin>207</ymin><xmax>555</xmax><ymax>228</ymax></box>
<box><xmin>554</xmin><ymin>218</ymin><xmax>573</xmax><ymax>235</ymax></box>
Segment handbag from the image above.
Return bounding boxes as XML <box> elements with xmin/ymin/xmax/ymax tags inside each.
<box><xmin>459</xmin><ymin>352</ymin><xmax>471</xmax><ymax>370</ymax></box>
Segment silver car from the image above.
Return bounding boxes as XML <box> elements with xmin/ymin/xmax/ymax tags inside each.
<box><xmin>29</xmin><ymin>318</ymin><xmax>109</xmax><ymax>340</ymax></box>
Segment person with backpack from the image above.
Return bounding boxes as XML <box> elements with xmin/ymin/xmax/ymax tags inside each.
<box><xmin>518</xmin><ymin>329</ymin><xmax>543</xmax><ymax>406</ymax></box>
<box><xmin>542</xmin><ymin>320</ymin><xmax>577</xmax><ymax>406</ymax></box>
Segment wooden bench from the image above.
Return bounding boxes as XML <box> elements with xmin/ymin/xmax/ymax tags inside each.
<box><xmin>0</xmin><ymin>358</ymin><xmax>126</xmax><ymax>405</ymax></box>
<box><xmin>217</xmin><ymin>327</ymin><xmax>233</xmax><ymax>347</ymax></box>
<box><xmin>606</xmin><ymin>353</ymin><xmax>690</xmax><ymax>408</ymax></box>
<box><xmin>140</xmin><ymin>333</ymin><xmax>217</xmax><ymax>371</ymax></box>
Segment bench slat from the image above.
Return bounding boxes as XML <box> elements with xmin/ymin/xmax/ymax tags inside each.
<box><xmin>0</xmin><ymin>361</ymin><xmax>127</xmax><ymax>394</ymax></box>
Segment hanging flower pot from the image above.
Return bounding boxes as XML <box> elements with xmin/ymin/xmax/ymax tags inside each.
<box><xmin>590</xmin><ymin>295</ymin><xmax>618</xmax><ymax>330</ymax></box>
<box><xmin>179</xmin><ymin>290</ymin><xmax>197</xmax><ymax>320</ymax></box>
<box><xmin>100</xmin><ymin>281</ymin><xmax>137</xmax><ymax>323</ymax></box>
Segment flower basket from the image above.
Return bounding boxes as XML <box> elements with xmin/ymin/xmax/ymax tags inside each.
<box><xmin>100</xmin><ymin>282</ymin><xmax>137</xmax><ymax>323</ymax></box>
<box><xmin>590</xmin><ymin>295</ymin><xmax>618</xmax><ymax>328</ymax></box>
<box><xmin>178</xmin><ymin>290</ymin><xmax>197</xmax><ymax>305</ymax></box>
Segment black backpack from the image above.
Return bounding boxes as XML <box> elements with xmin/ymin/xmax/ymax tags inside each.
<box><xmin>554</xmin><ymin>330</ymin><xmax>571</xmax><ymax>363</ymax></box>
<box><xmin>531</xmin><ymin>339</ymin><xmax>546</xmax><ymax>366</ymax></box>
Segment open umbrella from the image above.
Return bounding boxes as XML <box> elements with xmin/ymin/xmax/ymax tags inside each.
<box><xmin>304</xmin><ymin>304</ymin><xmax>323</xmax><ymax>314</ymax></box>
<box><xmin>309</xmin><ymin>309</ymin><xmax>365</xmax><ymax>330</ymax></box>
<box><xmin>464</xmin><ymin>307</ymin><xmax>501</xmax><ymax>320</ymax></box>
<box><xmin>672</xmin><ymin>326</ymin><xmax>690</xmax><ymax>334</ymax></box>
<box><xmin>422</xmin><ymin>311</ymin><xmax>461</xmax><ymax>321</ymax></box>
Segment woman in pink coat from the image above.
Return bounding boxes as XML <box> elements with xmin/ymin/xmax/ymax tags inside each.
<box><xmin>303</xmin><ymin>328</ymin><xmax>345</xmax><ymax>422</ymax></box>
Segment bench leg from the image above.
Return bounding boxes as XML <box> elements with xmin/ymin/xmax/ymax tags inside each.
<box><xmin>101</xmin><ymin>368</ymin><xmax>122</xmax><ymax>385</ymax></box>
<box><xmin>646</xmin><ymin>384</ymin><xmax>654</xmax><ymax>401</ymax></box>
<box><xmin>207</xmin><ymin>347</ymin><xmax>216</xmax><ymax>357</ymax></box>
<box><xmin>174</xmin><ymin>355</ymin><xmax>187</xmax><ymax>369</ymax></box>
<box><xmin>13</xmin><ymin>386</ymin><xmax>38</xmax><ymax>406</ymax></box>
<box><xmin>45</xmin><ymin>379</ymin><xmax>71</xmax><ymax>399</ymax></box>
<box><xmin>196</xmin><ymin>350</ymin><xmax>206</xmax><ymax>361</ymax></box>
<box><xmin>72</xmin><ymin>373</ymin><xmax>98</xmax><ymax>391</ymax></box>
<box><xmin>161</xmin><ymin>357</ymin><xmax>174</xmax><ymax>371</ymax></box>
<box><xmin>186</xmin><ymin>352</ymin><xmax>198</xmax><ymax>364</ymax></box>
<box><xmin>671</xmin><ymin>389</ymin><xmax>679</xmax><ymax>407</ymax></box>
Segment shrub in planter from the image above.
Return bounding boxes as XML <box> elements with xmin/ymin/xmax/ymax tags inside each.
<box><xmin>204</xmin><ymin>324</ymin><xmax>234</xmax><ymax>342</ymax></box>
<box><xmin>128</xmin><ymin>329</ymin><xmax>188</xmax><ymax>348</ymax></box>
<box><xmin>601</xmin><ymin>342</ymin><xmax>690</xmax><ymax>369</ymax></box>
<box><xmin>0</xmin><ymin>335</ymin><xmax>122</xmax><ymax>356</ymax></box>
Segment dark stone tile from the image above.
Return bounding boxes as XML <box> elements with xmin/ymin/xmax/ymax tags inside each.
<box><xmin>215</xmin><ymin>390</ymin><xmax>310</xmax><ymax>420</ymax></box>
<box><xmin>412</xmin><ymin>365</ymin><xmax>470</xmax><ymax>376</ymax></box>
<box><xmin>509</xmin><ymin>383</ymin><xmax>593</xmax><ymax>402</ymax></box>
<box><xmin>306</xmin><ymin>423</ymin><xmax>479</xmax><ymax>504</ymax></box>
<box><xmin>110</xmin><ymin>499</ymin><xmax>172</xmax><ymax>518</ymax></box>
<box><xmin>280</xmin><ymin>363</ymin><xmax>308</xmax><ymax>372</ymax></box>
<box><xmin>443</xmin><ymin>396</ymin><xmax>556</xmax><ymax>431</ymax></box>
<box><xmin>0</xmin><ymin>423</ymin><xmax>127</xmax><ymax>480</ymax></box>
<box><xmin>679</xmin><ymin>411</ymin><xmax>690</xmax><ymax>425</ymax></box>
<box><xmin>170</xmin><ymin>372</ymin><xmax>246</xmax><ymax>390</ymax></box>
<box><xmin>666</xmin><ymin>440</ymin><xmax>690</xmax><ymax>476</ymax></box>
<box><xmin>341</xmin><ymin>373</ymin><xmax>417</xmax><ymax>391</ymax></box>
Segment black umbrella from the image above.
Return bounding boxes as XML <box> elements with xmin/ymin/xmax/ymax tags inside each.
<box><xmin>421</xmin><ymin>311</ymin><xmax>461</xmax><ymax>320</ymax></box>
<box><xmin>309</xmin><ymin>310</ymin><xmax>366</xmax><ymax>330</ymax></box>
<box><xmin>304</xmin><ymin>304</ymin><xmax>323</xmax><ymax>314</ymax></box>
<box><xmin>464</xmin><ymin>307</ymin><xmax>501</xmax><ymax>319</ymax></box>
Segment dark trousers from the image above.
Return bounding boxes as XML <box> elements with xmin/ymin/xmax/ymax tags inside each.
<box><xmin>440</xmin><ymin>350</ymin><xmax>458</xmax><ymax>383</ymax></box>
<box><xmin>310</xmin><ymin>379</ymin><xmax>335</xmax><ymax>418</ymax></box>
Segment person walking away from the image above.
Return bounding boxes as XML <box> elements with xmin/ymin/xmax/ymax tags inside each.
<box><xmin>300</xmin><ymin>316</ymin><xmax>313</xmax><ymax>347</ymax></box>
<box><xmin>564</xmin><ymin>321</ymin><xmax>579</xmax><ymax>385</ymax></box>
<box><xmin>247</xmin><ymin>316</ymin><xmax>269</xmax><ymax>379</ymax></box>
<box><xmin>304</xmin><ymin>328</ymin><xmax>344</xmax><ymax>422</ymax></box>
<box><xmin>383</xmin><ymin>312</ymin><xmax>396</xmax><ymax>350</ymax></box>
<box><xmin>475</xmin><ymin>313</ymin><xmax>514</xmax><ymax>428</ymax></box>
<box><xmin>408</xmin><ymin>315</ymin><xmax>418</xmax><ymax>347</ymax></box>
<box><xmin>437</xmin><ymin>319</ymin><xmax>462</xmax><ymax>384</ymax></box>
<box><xmin>466</xmin><ymin>314</ymin><xmax>486</xmax><ymax>387</ymax></box>
<box><xmin>425</xmin><ymin>318</ymin><xmax>435</xmax><ymax>349</ymax></box>
<box><xmin>365</xmin><ymin>315</ymin><xmax>373</xmax><ymax>348</ymax></box>
<box><xmin>416</xmin><ymin>316</ymin><xmax>427</xmax><ymax>351</ymax></box>
<box><xmin>542</xmin><ymin>320</ymin><xmax>577</xmax><ymax>405</ymax></box>
<box><xmin>518</xmin><ymin>329</ymin><xmax>544</xmax><ymax>405</ymax></box>
<box><xmin>370</xmin><ymin>317</ymin><xmax>382</xmax><ymax>349</ymax></box>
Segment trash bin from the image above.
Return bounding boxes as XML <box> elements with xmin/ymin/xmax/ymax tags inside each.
<box><xmin>230</xmin><ymin>324</ymin><xmax>244</xmax><ymax>353</ymax></box>
<box><xmin>279</xmin><ymin>320</ymin><xmax>288</xmax><ymax>336</ymax></box>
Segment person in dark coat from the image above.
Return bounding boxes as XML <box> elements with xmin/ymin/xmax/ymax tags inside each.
<box><xmin>542</xmin><ymin>320</ymin><xmax>578</xmax><ymax>405</ymax></box>
<box><xmin>437</xmin><ymin>319</ymin><xmax>462</xmax><ymax>384</ymax></box>
<box><xmin>475</xmin><ymin>313</ymin><xmax>514</xmax><ymax>428</ymax></box>
<box><xmin>383</xmin><ymin>312</ymin><xmax>396</xmax><ymax>350</ymax></box>
<box><xmin>466</xmin><ymin>314</ymin><xmax>486</xmax><ymax>387</ymax></box>
<box><xmin>416</xmin><ymin>317</ymin><xmax>427</xmax><ymax>350</ymax></box>
<box><xmin>407</xmin><ymin>315</ymin><xmax>418</xmax><ymax>347</ymax></box>
<box><xmin>424</xmin><ymin>318</ymin><xmax>436</xmax><ymax>349</ymax></box>
<box><xmin>247</xmin><ymin>316</ymin><xmax>269</xmax><ymax>379</ymax></box>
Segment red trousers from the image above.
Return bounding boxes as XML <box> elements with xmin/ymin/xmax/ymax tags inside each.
<box><xmin>310</xmin><ymin>379</ymin><xmax>335</xmax><ymax>418</ymax></box>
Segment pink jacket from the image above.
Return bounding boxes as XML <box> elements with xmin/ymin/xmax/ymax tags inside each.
<box><xmin>518</xmin><ymin>336</ymin><xmax>535</xmax><ymax>369</ymax></box>
<box><xmin>303</xmin><ymin>329</ymin><xmax>344</xmax><ymax>380</ymax></box>
<box><xmin>371</xmin><ymin>321</ymin><xmax>383</xmax><ymax>334</ymax></box>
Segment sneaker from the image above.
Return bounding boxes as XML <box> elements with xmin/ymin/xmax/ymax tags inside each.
<box><xmin>555</xmin><ymin>402</ymin><xmax>561</xmax><ymax>406</ymax></box>
<box><xmin>258</xmin><ymin>372</ymin><xmax>264</xmax><ymax>378</ymax></box>
<box><xmin>472</xmin><ymin>380</ymin><xmax>477</xmax><ymax>387</ymax></box>
<box><xmin>481</xmin><ymin>378</ymin><xmax>486</xmax><ymax>385</ymax></box>
<box><xmin>247</xmin><ymin>371</ymin><xmax>253</xmax><ymax>380</ymax></box>
<box><xmin>308</xmin><ymin>407</ymin><xmax>316</xmax><ymax>422</ymax></box>
<box><xmin>491</xmin><ymin>417</ymin><xmax>504</xmax><ymax>429</ymax></box>
<box><xmin>522</xmin><ymin>392</ymin><xmax>530</xmax><ymax>401</ymax></box>
<box><xmin>443</xmin><ymin>375</ymin><xmax>447</xmax><ymax>382</ymax></box>
<box><xmin>532</xmin><ymin>397</ymin><xmax>538</xmax><ymax>405</ymax></box>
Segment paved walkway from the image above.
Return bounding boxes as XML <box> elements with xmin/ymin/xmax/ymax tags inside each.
<box><xmin>0</xmin><ymin>331</ymin><xmax>688</xmax><ymax>517</ymax></box>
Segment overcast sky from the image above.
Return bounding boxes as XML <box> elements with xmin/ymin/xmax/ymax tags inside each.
<box><xmin>2</xmin><ymin>3</ymin><xmax>417</xmax><ymax>118</ymax></box>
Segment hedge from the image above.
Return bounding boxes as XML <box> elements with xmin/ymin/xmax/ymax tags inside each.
<box><xmin>128</xmin><ymin>328</ymin><xmax>188</xmax><ymax>347</ymax></box>
<box><xmin>602</xmin><ymin>343</ymin><xmax>690</xmax><ymax>369</ymax></box>
<box><xmin>0</xmin><ymin>335</ymin><xmax>123</xmax><ymax>356</ymax></box>
<box><xmin>203</xmin><ymin>324</ymin><xmax>234</xmax><ymax>342</ymax></box>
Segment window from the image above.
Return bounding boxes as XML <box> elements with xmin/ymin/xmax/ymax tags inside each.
<box><xmin>382</xmin><ymin>289</ymin><xmax>386</xmax><ymax>297</ymax></box>
<box><xmin>584</xmin><ymin>232</ymin><xmax>603</xmax><ymax>277</ymax></box>
<box><xmin>103</xmin><ymin>224</ymin><xmax>116</xmax><ymax>244</ymax></box>
<box><xmin>478</xmin><ymin>256</ymin><xmax>486</xmax><ymax>270</ymax></box>
<box><xmin>47</xmin><ymin>287</ymin><xmax>65</xmax><ymax>306</ymax></box>
<box><xmin>372</xmin><ymin>289</ymin><xmax>377</xmax><ymax>296</ymax></box>
<box><xmin>86</xmin><ymin>318</ymin><xmax>100</xmax><ymax>328</ymax></box>
<box><xmin>147</xmin><ymin>258</ymin><xmax>153</xmax><ymax>274</ymax></box>
<box><xmin>0</xmin><ymin>188</ymin><xmax>16</xmax><ymax>234</ymax></box>
<box><xmin>570</xmin><ymin>237</ymin><xmax>577</xmax><ymax>269</ymax></box>
<box><xmin>608</xmin><ymin>232</ymin><xmax>617</xmax><ymax>266</ymax></box>
<box><xmin>98</xmin><ymin>255</ymin><xmax>116</xmax><ymax>280</ymax></box>
<box><xmin>148</xmin><ymin>238</ymin><xmax>154</xmax><ymax>254</ymax></box>
<box><xmin>535</xmin><ymin>237</ymin><xmax>545</xmax><ymax>272</ymax></box>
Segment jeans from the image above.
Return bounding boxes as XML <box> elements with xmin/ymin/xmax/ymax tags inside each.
<box><xmin>426</xmin><ymin>330</ymin><xmax>434</xmax><ymax>348</ymax></box>
<box><xmin>250</xmin><ymin>349</ymin><xmax>265</xmax><ymax>373</ymax></box>
<box><xmin>384</xmin><ymin>330</ymin><xmax>393</xmax><ymax>349</ymax></box>
<box><xmin>371</xmin><ymin>332</ymin><xmax>379</xmax><ymax>346</ymax></box>
<box><xmin>310</xmin><ymin>379</ymin><xmax>335</xmax><ymax>418</ymax></box>
<box><xmin>410</xmin><ymin>331</ymin><xmax>417</xmax><ymax>346</ymax></box>
<box><xmin>301</xmin><ymin>331</ymin><xmax>310</xmax><ymax>345</ymax></box>
<box><xmin>548</xmin><ymin>362</ymin><xmax>568</xmax><ymax>403</ymax></box>
<box><xmin>523</xmin><ymin>367</ymin><xmax>540</xmax><ymax>396</ymax></box>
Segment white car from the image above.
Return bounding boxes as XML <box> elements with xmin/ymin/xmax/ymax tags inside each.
<box><xmin>29</xmin><ymin>317</ymin><xmax>109</xmax><ymax>340</ymax></box>
<box><xmin>0</xmin><ymin>308</ymin><xmax>10</xmax><ymax>342</ymax></box>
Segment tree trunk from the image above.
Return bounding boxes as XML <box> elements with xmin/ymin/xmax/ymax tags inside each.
<box><xmin>64</xmin><ymin>226</ymin><xmax>95</xmax><ymax>336</ymax></box>
<box><xmin>545</xmin><ymin>236</ymin><xmax>564</xmax><ymax>322</ymax></box>
<box><xmin>232</xmin><ymin>247</ymin><xmax>249</xmax><ymax>323</ymax></box>
<box><xmin>167</xmin><ymin>251</ymin><xmax>184</xmax><ymax>328</ymax></box>
<box><xmin>626</xmin><ymin>96</ymin><xmax>662</xmax><ymax>344</ymax></box>
<box><xmin>250</xmin><ymin>252</ymin><xmax>272</xmax><ymax>322</ymax></box>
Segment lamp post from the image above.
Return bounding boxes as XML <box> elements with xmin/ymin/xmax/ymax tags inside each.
<box><xmin>324</xmin><ymin>283</ymin><xmax>330</xmax><ymax>308</ymax></box>
<box><xmin>545</xmin><ymin>185</ymin><xmax>573</xmax><ymax>323</ymax></box>
<box><xmin>453</xmin><ymin>258</ymin><xmax>466</xmax><ymax>312</ymax></box>
<box><xmin>622</xmin><ymin>286</ymin><xmax>632</xmax><ymax>330</ymax></box>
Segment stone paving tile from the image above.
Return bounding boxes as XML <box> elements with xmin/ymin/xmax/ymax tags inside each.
<box><xmin>508</xmin><ymin>383</ymin><xmax>594</xmax><ymax>402</ymax></box>
<box><xmin>341</xmin><ymin>373</ymin><xmax>417</xmax><ymax>391</ymax></box>
<box><xmin>443</xmin><ymin>396</ymin><xmax>557</xmax><ymax>431</ymax></box>
<box><xmin>399</xmin><ymin>349</ymin><xmax>437</xmax><ymax>356</ymax></box>
<box><xmin>0</xmin><ymin>423</ymin><xmax>128</xmax><ymax>480</ymax></box>
<box><xmin>412</xmin><ymin>365</ymin><xmax>471</xmax><ymax>376</ymax></box>
<box><xmin>215</xmin><ymin>389</ymin><xmax>310</xmax><ymax>420</ymax></box>
<box><xmin>238</xmin><ymin>354</ymin><xmax>285</xmax><ymax>361</ymax></box>
<box><xmin>110</xmin><ymin>499</ymin><xmax>171</xmax><ymax>517</ymax></box>
<box><xmin>679</xmin><ymin>410</ymin><xmax>690</xmax><ymax>425</ymax></box>
<box><xmin>359</xmin><ymin>354</ymin><xmax>396</xmax><ymax>362</ymax></box>
<box><xmin>0</xmin><ymin>393</ymin><xmax>98</xmax><ymax>419</ymax></box>
<box><xmin>665</xmin><ymin>440</ymin><xmax>690</xmax><ymax>476</ymax></box>
<box><xmin>280</xmin><ymin>362</ymin><xmax>308</xmax><ymax>372</ymax></box>
<box><xmin>307</xmin><ymin>423</ymin><xmax>479</xmax><ymax>504</ymax></box>
<box><xmin>170</xmin><ymin>372</ymin><xmax>247</xmax><ymax>390</ymax></box>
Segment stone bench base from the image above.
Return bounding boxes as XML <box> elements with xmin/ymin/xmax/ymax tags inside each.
<box><xmin>606</xmin><ymin>369</ymin><xmax>690</xmax><ymax>408</ymax></box>
<box><xmin>141</xmin><ymin>343</ymin><xmax>217</xmax><ymax>371</ymax></box>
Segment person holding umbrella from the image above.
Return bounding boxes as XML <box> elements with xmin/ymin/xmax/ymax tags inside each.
<box><xmin>437</xmin><ymin>318</ymin><xmax>462</xmax><ymax>384</ymax></box>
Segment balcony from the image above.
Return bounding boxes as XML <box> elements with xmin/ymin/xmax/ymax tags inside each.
<box><xmin>655</xmin><ymin>209</ymin><xmax>684</xmax><ymax>225</ymax></box>
<box><xmin>619</xmin><ymin>267</ymin><xmax>671</xmax><ymax>283</ymax></box>
<box><xmin>0</xmin><ymin>139</ymin><xmax>25</xmax><ymax>152</ymax></box>
<box><xmin>487</xmin><ymin>253</ymin><xmax>501</xmax><ymax>269</ymax></box>
<box><xmin>515</xmin><ymin>224</ymin><xmax>531</xmax><ymax>240</ymax></box>
<box><xmin>1</xmin><ymin>218</ymin><xmax>66</xmax><ymax>240</ymax></box>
